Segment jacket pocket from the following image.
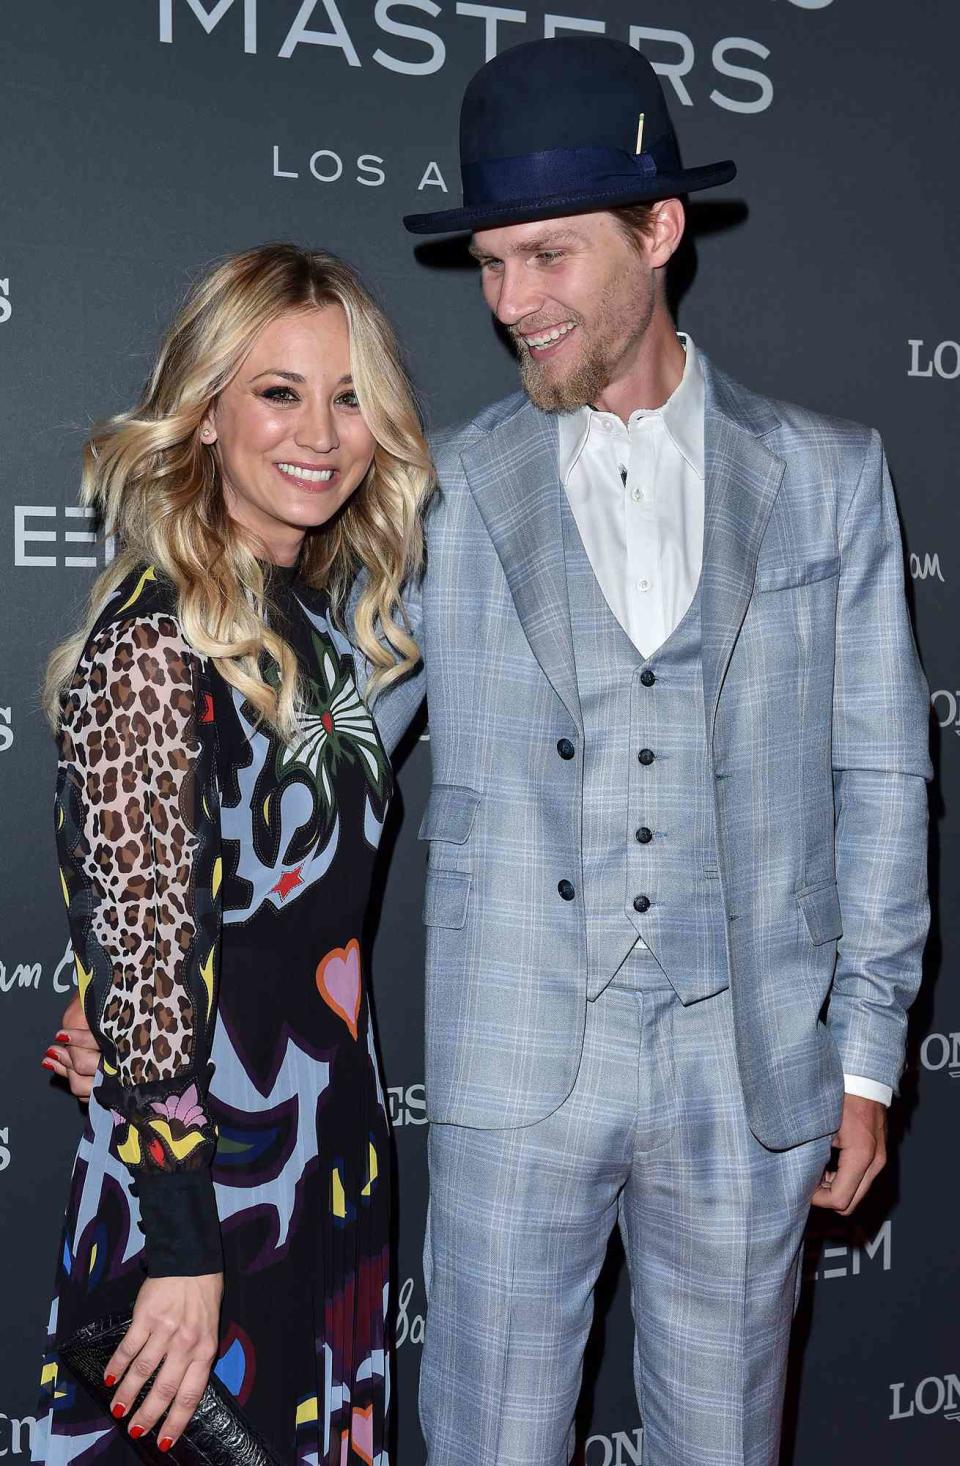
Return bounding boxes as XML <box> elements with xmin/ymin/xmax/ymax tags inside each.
<box><xmin>423</xmin><ymin>868</ymin><xmax>472</xmax><ymax>930</ymax></box>
<box><xmin>418</xmin><ymin>784</ymin><xmax>482</xmax><ymax>844</ymax></box>
<box><xmin>796</xmin><ymin>879</ymin><xmax>843</xmax><ymax>946</ymax></box>
<box><xmin>755</xmin><ymin>554</ymin><xmax>841</xmax><ymax>594</ymax></box>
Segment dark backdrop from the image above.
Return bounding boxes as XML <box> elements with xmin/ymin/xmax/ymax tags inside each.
<box><xmin>2</xmin><ymin>4</ymin><xmax>958</xmax><ymax>1463</ymax></box>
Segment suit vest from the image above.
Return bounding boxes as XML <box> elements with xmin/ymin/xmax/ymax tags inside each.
<box><xmin>561</xmin><ymin>490</ymin><xmax>730</xmax><ymax>1003</ymax></box>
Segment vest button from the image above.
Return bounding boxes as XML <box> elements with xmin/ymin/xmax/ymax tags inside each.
<box><xmin>635</xmin><ymin>827</ymin><xmax>653</xmax><ymax>844</ymax></box>
<box><xmin>633</xmin><ymin>894</ymin><xmax>651</xmax><ymax>913</ymax></box>
<box><xmin>558</xmin><ymin>879</ymin><xmax>576</xmax><ymax>901</ymax></box>
<box><xmin>640</xmin><ymin>669</ymin><xmax>656</xmax><ymax>687</ymax></box>
<box><xmin>557</xmin><ymin>737</ymin><xmax>575</xmax><ymax>760</ymax></box>
<box><xmin>638</xmin><ymin>748</ymin><xmax>655</xmax><ymax>765</ymax></box>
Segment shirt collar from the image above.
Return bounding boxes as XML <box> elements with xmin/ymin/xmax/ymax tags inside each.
<box><xmin>557</xmin><ymin>333</ymin><xmax>705</xmax><ymax>484</ymax></box>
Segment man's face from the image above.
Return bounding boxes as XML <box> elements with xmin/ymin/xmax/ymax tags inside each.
<box><xmin>470</xmin><ymin>211</ymin><xmax>656</xmax><ymax>413</ymax></box>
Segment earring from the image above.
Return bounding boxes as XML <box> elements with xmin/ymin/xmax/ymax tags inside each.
<box><xmin>200</xmin><ymin>427</ymin><xmax>213</xmax><ymax>442</ymax></box>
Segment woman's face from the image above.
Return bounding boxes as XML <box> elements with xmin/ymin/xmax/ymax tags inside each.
<box><xmin>204</xmin><ymin>304</ymin><xmax>375</xmax><ymax>566</ymax></box>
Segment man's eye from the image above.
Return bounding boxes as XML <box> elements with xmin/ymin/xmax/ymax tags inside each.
<box><xmin>480</xmin><ymin>259</ymin><xmax>503</xmax><ymax>273</ymax></box>
<box><xmin>261</xmin><ymin>386</ymin><xmax>299</xmax><ymax>403</ymax></box>
<box><xmin>536</xmin><ymin>251</ymin><xmax>562</xmax><ymax>264</ymax></box>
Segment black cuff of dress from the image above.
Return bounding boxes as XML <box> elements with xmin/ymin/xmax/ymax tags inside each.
<box><xmin>135</xmin><ymin>1170</ymin><xmax>223</xmax><ymax>1277</ymax></box>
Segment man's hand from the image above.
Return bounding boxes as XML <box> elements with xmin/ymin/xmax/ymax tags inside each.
<box><xmin>41</xmin><ymin>993</ymin><xmax>101</xmax><ymax>1101</ymax></box>
<box><xmin>811</xmin><ymin>1093</ymin><xmax>887</xmax><ymax>1215</ymax></box>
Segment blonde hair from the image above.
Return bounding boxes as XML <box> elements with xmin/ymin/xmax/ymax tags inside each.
<box><xmin>44</xmin><ymin>243</ymin><xmax>433</xmax><ymax>738</ymax></box>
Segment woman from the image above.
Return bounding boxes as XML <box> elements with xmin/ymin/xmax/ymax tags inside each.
<box><xmin>35</xmin><ymin>242</ymin><xmax>432</xmax><ymax>1464</ymax></box>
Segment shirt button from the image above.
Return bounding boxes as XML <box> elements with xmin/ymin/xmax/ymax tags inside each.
<box><xmin>557</xmin><ymin>737</ymin><xmax>575</xmax><ymax>760</ymax></box>
<box><xmin>640</xmin><ymin>669</ymin><xmax>656</xmax><ymax>687</ymax></box>
<box><xmin>633</xmin><ymin>894</ymin><xmax>651</xmax><ymax>913</ymax></box>
<box><xmin>638</xmin><ymin>748</ymin><xmax>655</xmax><ymax>765</ymax></box>
<box><xmin>558</xmin><ymin>879</ymin><xmax>576</xmax><ymax>901</ymax></box>
<box><xmin>631</xmin><ymin>486</ymin><xmax>643</xmax><ymax>502</ymax></box>
<box><xmin>635</xmin><ymin>827</ymin><xmax>653</xmax><ymax>844</ymax></box>
<box><xmin>637</xmin><ymin>578</ymin><xmax>651</xmax><ymax>592</ymax></box>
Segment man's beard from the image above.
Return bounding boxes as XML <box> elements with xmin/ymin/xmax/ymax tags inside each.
<box><xmin>517</xmin><ymin>329</ymin><xmax>611</xmax><ymax>414</ymax></box>
<box><xmin>513</xmin><ymin>273</ymin><xmax>655</xmax><ymax>414</ymax></box>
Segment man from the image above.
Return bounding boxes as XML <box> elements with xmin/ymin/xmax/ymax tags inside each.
<box><xmin>52</xmin><ymin>36</ymin><xmax>930</xmax><ymax>1466</ymax></box>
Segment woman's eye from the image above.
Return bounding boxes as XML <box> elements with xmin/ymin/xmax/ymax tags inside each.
<box><xmin>261</xmin><ymin>385</ymin><xmax>299</xmax><ymax>404</ymax></box>
<box><xmin>335</xmin><ymin>391</ymin><xmax>360</xmax><ymax>409</ymax></box>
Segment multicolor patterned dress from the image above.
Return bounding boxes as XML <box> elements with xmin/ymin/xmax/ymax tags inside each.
<box><xmin>34</xmin><ymin>562</ymin><xmax>393</xmax><ymax>1466</ymax></box>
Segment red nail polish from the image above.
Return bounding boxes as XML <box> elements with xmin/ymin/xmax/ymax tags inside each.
<box><xmin>56</xmin><ymin>1031</ymin><xmax>71</xmax><ymax>1044</ymax></box>
<box><xmin>129</xmin><ymin>1426</ymin><xmax>145</xmax><ymax>1440</ymax></box>
<box><xmin>111</xmin><ymin>1403</ymin><xmax>127</xmax><ymax>1420</ymax></box>
<box><xmin>41</xmin><ymin>1060</ymin><xmax>56</xmax><ymax>1071</ymax></box>
<box><xmin>46</xmin><ymin>1048</ymin><xmax>60</xmax><ymax>1059</ymax></box>
<box><xmin>159</xmin><ymin>1438</ymin><xmax>173</xmax><ymax>1453</ymax></box>
<box><xmin>104</xmin><ymin>1374</ymin><xmax>117</xmax><ymax>1387</ymax></box>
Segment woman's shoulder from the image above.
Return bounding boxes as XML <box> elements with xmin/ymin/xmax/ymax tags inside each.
<box><xmin>63</xmin><ymin>566</ymin><xmax>204</xmax><ymax>726</ymax></box>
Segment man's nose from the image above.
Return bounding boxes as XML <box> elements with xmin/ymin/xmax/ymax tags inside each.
<box><xmin>489</xmin><ymin>262</ymin><xmax>542</xmax><ymax>327</ymax></box>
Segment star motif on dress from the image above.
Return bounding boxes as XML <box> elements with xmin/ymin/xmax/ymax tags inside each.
<box><xmin>271</xmin><ymin>865</ymin><xmax>304</xmax><ymax>901</ymax></box>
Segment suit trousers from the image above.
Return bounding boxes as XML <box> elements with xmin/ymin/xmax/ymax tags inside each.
<box><xmin>418</xmin><ymin>952</ymin><xmax>832</xmax><ymax>1465</ymax></box>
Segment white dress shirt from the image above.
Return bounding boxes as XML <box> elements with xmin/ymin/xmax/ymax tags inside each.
<box><xmin>558</xmin><ymin>335</ymin><xmax>891</xmax><ymax>1108</ymax></box>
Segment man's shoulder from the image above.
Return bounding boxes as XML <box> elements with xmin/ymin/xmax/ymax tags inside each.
<box><xmin>706</xmin><ymin>354</ymin><xmax>875</xmax><ymax>461</ymax></box>
<box><xmin>428</xmin><ymin>390</ymin><xmax>533</xmax><ymax>460</ymax></box>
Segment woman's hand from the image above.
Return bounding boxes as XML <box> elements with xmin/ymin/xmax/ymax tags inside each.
<box><xmin>42</xmin><ymin>993</ymin><xmax>100</xmax><ymax>1101</ymax></box>
<box><xmin>104</xmin><ymin>1272</ymin><xmax>223</xmax><ymax>1452</ymax></box>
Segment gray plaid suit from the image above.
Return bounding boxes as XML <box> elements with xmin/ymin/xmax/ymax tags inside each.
<box><xmin>369</xmin><ymin>354</ymin><xmax>931</xmax><ymax>1463</ymax></box>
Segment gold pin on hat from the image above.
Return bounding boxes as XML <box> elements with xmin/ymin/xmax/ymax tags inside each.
<box><xmin>635</xmin><ymin>113</ymin><xmax>645</xmax><ymax>154</ymax></box>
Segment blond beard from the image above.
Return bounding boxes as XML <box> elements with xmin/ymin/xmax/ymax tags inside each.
<box><xmin>518</xmin><ymin>337</ymin><xmax>610</xmax><ymax>414</ymax></box>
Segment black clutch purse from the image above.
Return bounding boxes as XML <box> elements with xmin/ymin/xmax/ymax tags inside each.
<box><xmin>59</xmin><ymin>1314</ymin><xmax>280</xmax><ymax>1465</ymax></box>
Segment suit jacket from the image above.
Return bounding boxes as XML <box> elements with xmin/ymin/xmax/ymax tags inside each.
<box><xmin>370</xmin><ymin>353</ymin><xmax>932</xmax><ymax>1150</ymax></box>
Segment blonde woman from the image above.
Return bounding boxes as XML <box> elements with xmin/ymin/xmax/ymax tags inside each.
<box><xmin>36</xmin><ymin>243</ymin><xmax>432</xmax><ymax>1464</ymax></box>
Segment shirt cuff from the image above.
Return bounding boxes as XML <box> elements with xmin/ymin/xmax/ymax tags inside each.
<box><xmin>843</xmin><ymin>1072</ymin><xmax>893</xmax><ymax>1107</ymax></box>
<box><xmin>135</xmin><ymin>1170</ymin><xmax>223</xmax><ymax>1277</ymax></box>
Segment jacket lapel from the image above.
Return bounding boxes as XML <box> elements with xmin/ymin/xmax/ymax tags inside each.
<box><xmin>700</xmin><ymin>355</ymin><xmax>786</xmax><ymax>744</ymax></box>
<box><xmin>461</xmin><ymin>401</ymin><xmax>582</xmax><ymax>729</ymax></box>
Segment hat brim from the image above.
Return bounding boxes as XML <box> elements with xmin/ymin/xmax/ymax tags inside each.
<box><xmin>403</xmin><ymin>160</ymin><xmax>736</xmax><ymax>235</ymax></box>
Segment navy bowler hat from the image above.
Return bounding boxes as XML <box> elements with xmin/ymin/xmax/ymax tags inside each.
<box><xmin>404</xmin><ymin>37</ymin><xmax>736</xmax><ymax>235</ymax></box>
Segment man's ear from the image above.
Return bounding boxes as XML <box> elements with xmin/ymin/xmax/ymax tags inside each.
<box><xmin>648</xmin><ymin>198</ymin><xmax>686</xmax><ymax>271</ymax></box>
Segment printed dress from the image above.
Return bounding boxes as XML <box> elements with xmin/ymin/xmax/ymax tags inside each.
<box><xmin>34</xmin><ymin>562</ymin><xmax>393</xmax><ymax>1466</ymax></box>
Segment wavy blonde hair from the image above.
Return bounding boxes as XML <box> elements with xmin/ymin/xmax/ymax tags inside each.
<box><xmin>44</xmin><ymin>243</ymin><xmax>433</xmax><ymax>737</ymax></box>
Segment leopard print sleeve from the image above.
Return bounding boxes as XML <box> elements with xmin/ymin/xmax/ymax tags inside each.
<box><xmin>56</xmin><ymin>611</ymin><xmax>223</xmax><ymax>1277</ymax></box>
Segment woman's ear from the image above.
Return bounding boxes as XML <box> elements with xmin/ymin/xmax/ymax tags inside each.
<box><xmin>199</xmin><ymin>412</ymin><xmax>218</xmax><ymax>445</ymax></box>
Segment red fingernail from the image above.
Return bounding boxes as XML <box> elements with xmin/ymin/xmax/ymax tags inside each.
<box><xmin>159</xmin><ymin>1438</ymin><xmax>173</xmax><ymax>1453</ymax></box>
<box><xmin>104</xmin><ymin>1374</ymin><xmax>117</xmax><ymax>1387</ymax></box>
<box><xmin>111</xmin><ymin>1403</ymin><xmax>127</xmax><ymax>1420</ymax></box>
<box><xmin>129</xmin><ymin>1426</ymin><xmax>145</xmax><ymax>1440</ymax></box>
<box><xmin>46</xmin><ymin>1048</ymin><xmax>60</xmax><ymax>1059</ymax></box>
<box><xmin>41</xmin><ymin>1060</ymin><xmax>56</xmax><ymax>1071</ymax></box>
<box><xmin>56</xmin><ymin>1031</ymin><xmax>71</xmax><ymax>1044</ymax></box>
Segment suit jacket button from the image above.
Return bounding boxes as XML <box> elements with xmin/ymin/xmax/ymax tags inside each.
<box><xmin>638</xmin><ymin>748</ymin><xmax>655</xmax><ymax>765</ymax></box>
<box><xmin>633</xmin><ymin>894</ymin><xmax>651</xmax><ymax>913</ymax></box>
<box><xmin>557</xmin><ymin>737</ymin><xmax>575</xmax><ymax>760</ymax></box>
<box><xmin>640</xmin><ymin>669</ymin><xmax>656</xmax><ymax>687</ymax></box>
<box><xmin>635</xmin><ymin>827</ymin><xmax>653</xmax><ymax>844</ymax></box>
<box><xmin>558</xmin><ymin>879</ymin><xmax>576</xmax><ymax>901</ymax></box>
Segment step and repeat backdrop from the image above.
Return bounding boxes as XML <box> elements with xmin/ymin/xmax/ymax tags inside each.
<box><xmin>2</xmin><ymin>3</ymin><xmax>958</xmax><ymax>1463</ymax></box>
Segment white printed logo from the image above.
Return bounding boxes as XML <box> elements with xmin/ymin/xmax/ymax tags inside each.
<box><xmin>805</xmin><ymin>1220</ymin><xmax>892</xmax><ymax>1282</ymax></box>
<box><xmin>890</xmin><ymin>1374</ymin><xmax>960</xmax><ymax>1422</ymax></box>
<box><xmin>0</xmin><ymin>1127</ymin><xmax>10</xmax><ymax>1173</ymax></box>
<box><xmin>395</xmin><ymin>1275</ymin><xmax>426</xmax><ymax>1349</ymax></box>
<box><xmin>920</xmin><ymin>1033</ymin><xmax>960</xmax><ymax>1079</ymax></box>
<box><xmin>910</xmin><ymin>552</ymin><xmax>944</xmax><ymax>582</ymax></box>
<box><xmin>0</xmin><ymin>708</ymin><xmax>12</xmax><ymax>754</ymax></box>
<box><xmin>0</xmin><ymin>1414</ymin><xmax>36</xmax><ymax>1457</ymax></box>
<box><xmin>908</xmin><ymin>340</ymin><xmax>960</xmax><ymax>380</ymax></box>
<box><xmin>13</xmin><ymin>505</ymin><xmax>114</xmax><ymax>569</ymax></box>
<box><xmin>0</xmin><ymin>278</ymin><xmax>11</xmax><ymax>326</ymax></box>
<box><xmin>387</xmin><ymin>1082</ymin><xmax>427</xmax><ymax>1129</ymax></box>
<box><xmin>581</xmin><ymin>1427</ymin><xmax>644</xmax><ymax>1464</ymax></box>
<box><xmin>931</xmin><ymin>690</ymin><xmax>960</xmax><ymax>735</ymax></box>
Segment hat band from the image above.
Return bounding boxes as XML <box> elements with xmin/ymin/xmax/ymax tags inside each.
<box><xmin>461</xmin><ymin>142</ymin><xmax>676</xmax><ymax>207</ymax></box>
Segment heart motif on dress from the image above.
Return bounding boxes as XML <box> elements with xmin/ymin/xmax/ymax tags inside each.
<box><xmin>350</xmin><ymin>1405</ymin><xmax>374</xmax><ymax>1464</ymax></box>
<box><xmin>315</xmin><ymin>939</ymin><xmax>362</xmax><ymax>1040</ymax></box>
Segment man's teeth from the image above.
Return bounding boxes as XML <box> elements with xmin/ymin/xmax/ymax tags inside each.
<box><xmin>525</xmin><ymin>322</ymin><xmax>576</xmax><ymax>349</ymax></box>
<box><xmin>277</xmin><ymin>463</ymin><xmax>334</xmax><ymax>482</ymax></box>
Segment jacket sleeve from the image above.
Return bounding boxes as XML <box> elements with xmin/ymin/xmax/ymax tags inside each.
<box><xmin>346</xmin><ymin>569</ymin><xmax>427</xmax><ymax>759</ymax></box>
<box><xmin>827</xmin><ymin>430</ymin><xmax>932</xmax><ymax>1093</ymax></box>
<box><xmin>56</xmin><ymin>613</ymin><xmax>222</xmax><ymax>1276</ymax></box>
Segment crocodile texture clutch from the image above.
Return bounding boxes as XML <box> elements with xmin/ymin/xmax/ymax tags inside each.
<box><xmin>59</xmin><ymin>1314</ymin><xmax>279</xmax><ymax>1465</ymax></box>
